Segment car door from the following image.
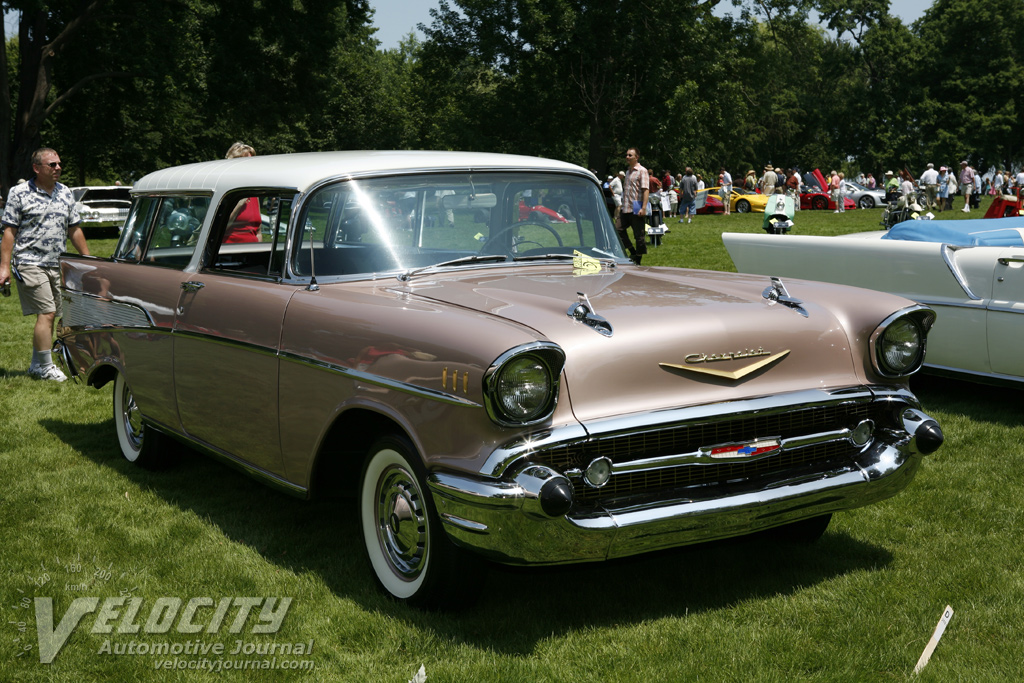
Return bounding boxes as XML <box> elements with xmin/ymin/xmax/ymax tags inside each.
<box><xmin>102</xmin><ymin>194</ymin><xmax>209</xmax><ymax>432</ymax></box>
<box><xmin>987</xmin><ymin>247</ymin><xmax>1024</xmax><ymax>378</ymax></box>
<box><xmin>172</xmin><ymin>191</ymin><xmax>297</xmax><ymax>478</ymax></box>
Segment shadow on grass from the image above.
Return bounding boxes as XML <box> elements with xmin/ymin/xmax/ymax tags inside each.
<box><xmin>44</xmin><ymin>415</ymin><xmax>894</xmax><ymax>653</ymax></box>
<box><xmin>912</xmin><ymin>373</ymin><xmax>1024</xmax><ymax>427</ymax></box>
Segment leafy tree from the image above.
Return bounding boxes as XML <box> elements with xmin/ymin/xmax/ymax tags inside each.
<box><xmin>417</xmin><ymin>0</ymin><xmax>718</xmax><ymax>174</ymax></box>
<box><xmin>913</xmin><ymin>0</ymin><xmax>1024</xmax><ymax>172</ymax></box>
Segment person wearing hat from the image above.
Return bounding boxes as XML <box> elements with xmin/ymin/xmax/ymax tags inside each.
<box><xmin>959</xmin><ymin>161</ymin><xmax>975</xmax><ymax>213</ymax></box>
<box><xmin>744</xmin><ymin>169</ymin><xmax>756</xmax><ymax>191</ymax></box>
<box><xmin>920</xmin><ymin>163</ymin><xmax>939</xmax><ymax>211</ymax></box>
<box><xmin>883</xmin><ymin>170</ymin><xmax>899</xmax><ymax>199</ymax></box>
<box><xmin>758</xmin><ymin>165</ymin><xmax>776</xmax><ymax>196</ymax></box>
<box><xmin>937</xmin><ymin>166</ymin><xmax>949</xmax><ymax>212</ymax></box>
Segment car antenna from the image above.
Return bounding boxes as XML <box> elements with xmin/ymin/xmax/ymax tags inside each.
<box><xmin>306</xmin><ymin>222</ymin><xmax>319</xmax><ymax>291</ymax></box>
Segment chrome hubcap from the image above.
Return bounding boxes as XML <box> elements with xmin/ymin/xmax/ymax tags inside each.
<box><xmin>121</xmin><ymin>382</ymin><xmax>144</xmax><ymax>452</ymax></box>
<box><xmin>375</xmin><ymin>466</ymin><xmax>428</xmax><ymax>580</ymax></box>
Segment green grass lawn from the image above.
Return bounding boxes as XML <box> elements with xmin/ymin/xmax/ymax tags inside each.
<box><xmin>3</xmin><ymin>200</ymin><xmax>1022</xmax><ymax>681</ymax></box>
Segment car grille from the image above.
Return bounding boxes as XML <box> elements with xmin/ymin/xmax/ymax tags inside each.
<box><xmin>535</xmin><ymin>401</ymin><xmax>883</xmax><ymax>506</ymax></box>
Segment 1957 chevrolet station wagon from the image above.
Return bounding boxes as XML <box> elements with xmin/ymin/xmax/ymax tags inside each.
<box><xmin>57</xmin><ymin>151</ymin><xmax>943</xmax><ymax>606</ymax></box>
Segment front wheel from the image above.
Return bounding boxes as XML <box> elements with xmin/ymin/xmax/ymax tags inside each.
<box><xmin>359</xmin><ymin>435</ymin><xmax>482</xmax><ymax>608</ymax></box>
<box><xmin>811</xmin><ymin>196</ymin><xmax>828</xmax><ymax>210</ymax></box>
<box><xmin>859</xmin><ymin>195</ymin><xmax>875</xmax><ymax>209</ymax></box>
<box><xmin>113</xmin><ymin>372</ymin><xmax>173</xmax><ymax>468</ymax></box>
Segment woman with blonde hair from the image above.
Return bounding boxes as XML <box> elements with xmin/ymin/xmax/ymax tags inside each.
<box><xmin>225</xmin><ymin>142</ymin><xmax>255</xmax><ymax>159</ymax></box>
<box><xmin>223</xmin><ymin>142</ymin><xmax>260</xmax><ymax>241</ymax></box>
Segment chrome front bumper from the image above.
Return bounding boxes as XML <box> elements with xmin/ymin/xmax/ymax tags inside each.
<box><xmin>427</xmin><ymin>388</ymin><xmax>941</xmax><ymax>565</ymax></box>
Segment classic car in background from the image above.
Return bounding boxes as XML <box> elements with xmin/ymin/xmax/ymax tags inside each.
<box><xmin>696</xmin><ymin>186</ymin><xmax>771</xmax><ymax>213</ymax></box>
<box><xmin>725</xmin><ymin>215</ymin><xmax>1024</xmax><ymax>385</ymax></box>
<box><xmin>71</xmin><ymin>185</ymin><xmax>132</xmax><ymax>231</ymax></box>
<box><xmin>799</xmin><ymin>170</ymin><xmax>857</xmax><ymax>211</ymax></box>
<box><xmin>984</xmin><ymin>188</ymin><xmax>1023</xmax><ymax>219</ymax></box>
<box><xmin>843</xmin><ymin>180</ymin><xmax>887</xmax><ymax>209</ymax></box>
<box><xmin>57</xmin><ymin>151</ymin><xmax>943</xmax><ymax>606</ymax></box>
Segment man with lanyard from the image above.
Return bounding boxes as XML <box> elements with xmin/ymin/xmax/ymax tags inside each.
<box><xmin>618</xmin><ymin>147</ymin><xmax>649</xmax><ymax>265</ymax></box>
<box><xmin>1</xmin><ymin>148</ymin><xmax>89</xmax><ymax>381</ymax></box>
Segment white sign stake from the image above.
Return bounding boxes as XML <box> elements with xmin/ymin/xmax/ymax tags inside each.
<box><xmin>914</xmin><ymin>605</ymin><xmax>954</xmax><ymax>674</ymax></box>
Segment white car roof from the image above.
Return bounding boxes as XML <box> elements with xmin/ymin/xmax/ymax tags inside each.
<box><xmin>132</xmin><ymin>150</ymin><xmax>590</xmax><ymax>195</ymax></box>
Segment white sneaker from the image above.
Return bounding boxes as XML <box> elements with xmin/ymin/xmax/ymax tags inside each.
<box><xmin>962</xmin><ymin>207</ymin><xmax>970</xmax><ymax>213</ymax></box>
<box><xmin>29</xmin><ymin>364</ymin><xmax>67</xmax><ymax>382</ymax></box>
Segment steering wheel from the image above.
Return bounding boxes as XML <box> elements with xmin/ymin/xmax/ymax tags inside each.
<box><xmin>480</xmin><ymin>221</ymin><xmax>564</xmax><ymax>254</ymax></box>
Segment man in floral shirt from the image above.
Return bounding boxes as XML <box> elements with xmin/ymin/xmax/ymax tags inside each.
<box><xmin>1</xmin><ymin>148</ymin><xmax>89</xmax><ymax>381</ymax></box>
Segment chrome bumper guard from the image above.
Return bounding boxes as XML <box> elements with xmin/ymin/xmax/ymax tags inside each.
<box><xmin>427</xmin><ymin>387</ymin><xmax>941</xmax><ymax>565</ymax></box>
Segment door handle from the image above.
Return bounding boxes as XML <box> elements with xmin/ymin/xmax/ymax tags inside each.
<box><xmin>181</xmin><ymin>281</ymin><xmax>205</xmax><ymax>293</ymax></box>
<box><xmin>997</xmin><ymin>257</ymin><xmax>1024</xmax><ymax>266</ymax></box>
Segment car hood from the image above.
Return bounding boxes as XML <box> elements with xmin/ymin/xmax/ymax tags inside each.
<box><xmin>398</xmin><ymin>265</ymin><xmax>909</xmax><ymax>423</ymax></box>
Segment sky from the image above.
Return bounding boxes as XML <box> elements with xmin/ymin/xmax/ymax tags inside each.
<box><xmin>368</xmin><ymin>0</ymin><xmax>938</xmax><ymax>51</ymax></box>
<box><xmin>4</xmin><ymin>2</ymin><xmax>939</xmax><ymax>51</ymax></box>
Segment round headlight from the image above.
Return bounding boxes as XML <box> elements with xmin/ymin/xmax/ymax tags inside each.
<box><xmin>878</xmin><ymin>317</ymin><xmax>924</xmax><ymax>375</ymax></box>
<box><xmin>495</xmin><ymin>356</ymin><xmax>553</xmax><ymax>422</ymax></box>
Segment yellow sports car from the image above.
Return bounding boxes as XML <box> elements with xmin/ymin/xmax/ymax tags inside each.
<box><xmin>698</xmin><ymin>186</ymin><xmax>771</xmax><ymax>214</ymax></box>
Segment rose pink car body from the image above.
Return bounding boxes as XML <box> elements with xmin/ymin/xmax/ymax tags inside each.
<box><xmin>57</xmin><ymin>151</ymin><xmax>943</xmax><ymax>606</ymax></box>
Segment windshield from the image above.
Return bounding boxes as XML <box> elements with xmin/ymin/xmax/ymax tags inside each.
<box><xmin>291</xmin><ymin>172</ymin><xmax>623</xmax><ymax>278</ymax></box>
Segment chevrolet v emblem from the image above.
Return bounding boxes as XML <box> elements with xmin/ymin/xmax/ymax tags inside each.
<box><xmin>660</xmin><ymin>350</ymin><xmax>790</xmax><ymax>380</ymax></box>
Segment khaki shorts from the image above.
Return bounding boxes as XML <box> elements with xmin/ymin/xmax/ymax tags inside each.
<box><xmin>15</xmin><ymin>264</ymin><xmax>62</xmax><ymax>317</ymax></box>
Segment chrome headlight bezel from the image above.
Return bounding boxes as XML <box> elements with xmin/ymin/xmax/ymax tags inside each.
<box><xmin>483</xmin><ymin>342</ymin><xmax>565</xmax><ymax>427</ymax></box>
<box><xmin>870</xmin><ymin>306</ymin><xmax>936</xmax><ymax>378</ymax></box>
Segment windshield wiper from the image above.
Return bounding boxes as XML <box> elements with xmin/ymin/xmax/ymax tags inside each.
<box><xmin>512</xmin><ymin>253</ymin><xmax>617</xmax><ymax>270</ymax></box>
<box><xmin>511</xmin><ymin>253</ymin><xmax>576</xmax><ymax>261</ymax></box>
<box><xmin>397</xmin><ymin>254</ymin><xmax>509</xmax><ymax>281</ymax></box>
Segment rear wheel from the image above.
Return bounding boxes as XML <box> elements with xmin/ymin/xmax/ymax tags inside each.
<box><xmin>735</xmin><ymin>199</ymin><xmax>750</xmax><ymax>213</ymax></box>
<box><xmin>859</xmin><ymin>195</ymin><xmax>875</xmax><ymax>209</ymax></box>
<box><xmin>359</xmin><ymin>435</ymin><xmax>482</xmax><ymax>608</ymax></box>
<box><xmin>113</xmin><ymin>372</ymin><xmax>173</xmax><ymax>468</ymax></box>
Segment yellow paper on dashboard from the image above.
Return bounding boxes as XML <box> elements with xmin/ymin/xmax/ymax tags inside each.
<box><xmin>573</xmin><ymin>250</ymin><xmax>601</xmax><ymax>275</ymax></box>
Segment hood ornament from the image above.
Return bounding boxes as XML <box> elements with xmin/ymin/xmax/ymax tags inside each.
<box><xmin>567</xmin><ymin>292</ymin><xmax>612</xmax><ymax>337</ymax></box>
<box><xmin>762</xmin><ymin>277</ymin><xmax>808</xmax><ymax>317</ymax></box>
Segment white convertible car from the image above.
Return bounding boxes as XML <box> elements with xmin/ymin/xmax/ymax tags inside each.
<box><xmin>724</xmin><ymin>216</ymin><xmax>1024</xmax><ymax>385</ymax></box>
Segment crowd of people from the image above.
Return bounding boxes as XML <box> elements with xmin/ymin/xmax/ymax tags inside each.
<box><xmin>602</xmin><ymin>151</ymin><xmax>1024</xmax><ymax>231</ymax></box>
<box><xmin>599</xmin><ymin>147</ymin><xmax>1024</xmax><ymax>264</ymax></box>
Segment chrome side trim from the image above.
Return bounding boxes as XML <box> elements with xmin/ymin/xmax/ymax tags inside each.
<box><xmin>278</xmin><ymin>350</ymin><xmax>482</xmax><ymax>408</ymax></box>
<box><xmin>146</xmin><ymin>418</ymin><xmax>308</xmax><ymax>499</ymax></box>
<box><xmin>941</xmin><ymin>245</ymin><xmax>982</xmax><ymax>300</ymax></box>
<box><xmin>913</xmin><ymin>298</ymin><xmax>986</xmax><ymax>310</ymax></box>
<box><xmin>62</xmin><ymin>289</ymin><xmax>156</xmax><ymax>329</ymax></box>
<box><xmin>924</xmin><ymin>363</ymin><xmax>1024</xmax><ymax>386</ymax></box>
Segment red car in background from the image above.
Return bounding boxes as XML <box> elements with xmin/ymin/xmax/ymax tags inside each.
<box><xmin>519</xmin><ymin>201</ymin><xmax>570</xmax><ymax>222</ymax></box>
<box><xmin>801</xmin><ymin>169</ymin><xmax>856</xmax><ymax>210</ymax></box>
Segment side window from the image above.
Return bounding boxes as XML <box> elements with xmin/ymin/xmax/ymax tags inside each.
<box><xmin>114</xmin><ymin>196</ymin><xmax>158</xmax><ymax>262</ymax></box>
<box><xmin>203</xmin><ymin>191</ymin><xmax>295</xmax><ymax>278</ymax></box>
<box><xmin>113</xmin><ymin>195</ymin><xmax>208</xmax><ymax>269</ymax></box>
